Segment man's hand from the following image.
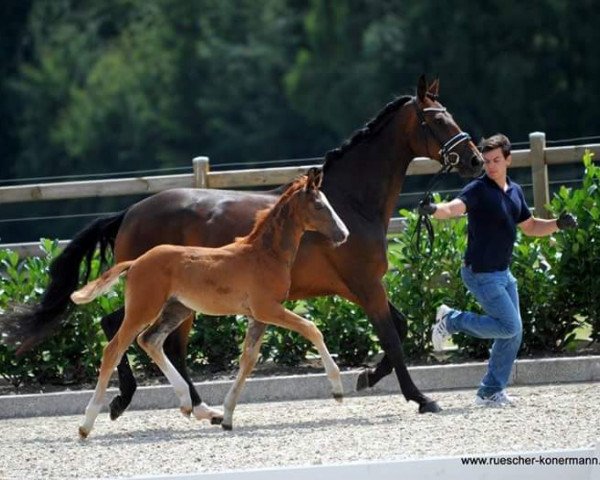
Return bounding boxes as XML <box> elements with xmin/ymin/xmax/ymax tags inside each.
<box><xmin>556</xmin><ymin>212</ymin><xmax>577</xmax><ymax>230</ymax></box>
<box><xmin>417</xmin><ymin>197</ymin><xmax>437</xmax><ymax>216</ymax></box>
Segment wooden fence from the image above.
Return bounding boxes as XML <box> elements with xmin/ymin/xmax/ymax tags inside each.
<box><xmin>1</xmin><ymin>132</ymin><xmax>598</xmax><ymax>256</ymax></box>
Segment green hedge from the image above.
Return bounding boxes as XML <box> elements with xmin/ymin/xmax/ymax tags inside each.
<box><xmin>1</xmin><ymin>153</ymin><xmax>598</xmax><ymax>388</ymax></box>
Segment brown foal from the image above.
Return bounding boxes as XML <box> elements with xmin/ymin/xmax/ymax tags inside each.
<box><xmin>71</xmin><ymin>168</ymin><xmax>348</xmax><ymax>438</ymax></box>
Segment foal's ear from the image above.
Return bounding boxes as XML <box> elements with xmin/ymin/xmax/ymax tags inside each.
<box><xmin>417</xmin><ymin>74</ymin><xmax>427</xmax><ymax>102</ymax></box>
<box><xmin>305</xmin><ymin>167</ymin><xmax>323</xmax><ymax>191</ymax></box>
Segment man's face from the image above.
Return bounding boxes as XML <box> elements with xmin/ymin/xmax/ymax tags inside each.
<box><xmin>482</xmin><ymin>147</ymin><xmax>511</xmax><ymax>182</ymax></box>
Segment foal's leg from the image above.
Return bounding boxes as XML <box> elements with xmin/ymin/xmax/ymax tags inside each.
<box><xmin>222</xmin><ymin>319</ymin><xmax>267</xmax><ymax>430</ymax></box>
<box><xmin>79</xmin><ymin>325</ymin><xmax>141</xmax><ymax>439</ymax></box>
<box><xmin>137</xmin><ymin>304</ymin><xmax>223</xmax><ymax>424</ymax></box>
<box><xmin>257</xmin><ymin>306</ymin><xmax>342</xmax><ymax>397</ymax></box>
<box><xmin>100</xmin><ymin>307</ymin><xmax>139</xmax><ymax>421</ymax></box>
<box><xmin>162</xmin><ymin>306</ymin><xmax>202</xmax><ymax>408</ymax></box>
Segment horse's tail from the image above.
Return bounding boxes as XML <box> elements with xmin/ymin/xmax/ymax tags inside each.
<box><xmin>71</xmin><ymin>261</ymin><xmax>133</xmax><ymax>305</ymax></box>
<box><xmin>0</xmin><ymin>211</ymin><xmax>127</xmax><ymax>355</ymax></box>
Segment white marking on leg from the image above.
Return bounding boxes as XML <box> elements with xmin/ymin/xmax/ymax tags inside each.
<box><xmin>316</xmin><ymin>342</ymin><xmax>343</xmax><ymax>400</ymax></box>
<box><xmin>193</xmin><ymin>402</ymin><xmax>223</xmax><ymax>421</ymax></box>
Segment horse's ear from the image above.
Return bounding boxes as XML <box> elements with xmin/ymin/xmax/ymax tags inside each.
<box><xmin>417</xmin><ymin>74</ymin><xmax>427</xmax><ymax>102</ymax></box>
<box><xmin>429</xmin><ymin>77</ymin><xmax>440</xmax><ymax>97</ymax></box>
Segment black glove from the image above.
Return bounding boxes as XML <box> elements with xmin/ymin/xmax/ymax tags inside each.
<box><xmin>556</xmin><ymin>212</ymin><xmax>577</xmax><ymax>230</ymax></box>
<box><xmin>417</xmin><ymin>197</ymin><xmax>437</xmax><ymax>216</ymax></box>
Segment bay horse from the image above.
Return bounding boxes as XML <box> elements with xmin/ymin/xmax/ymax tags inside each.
<box><xmin>72</xmin><ymin>169</ymin><xmax>349</xmax><ymax>437</ymax></box>
<box><xmin>1</xmin><ymin>76</ymin><xmax>483</xmax><ymax>418</ymax></box>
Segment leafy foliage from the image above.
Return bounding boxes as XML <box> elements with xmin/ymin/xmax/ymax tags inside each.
<box><xmin>0</xmin><ymin>239</ymin><xmax>120</xmax><ymax>389</ymax></box>
<box><xmin>546</xmin><ymin>151</ymin><xmax>600</xmax><ymax>342</ymax></box>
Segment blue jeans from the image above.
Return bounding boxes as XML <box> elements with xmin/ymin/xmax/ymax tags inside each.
<box><xmin>445</xmin><ymin>265</ymin><xmax>523</xmax><ymax>398</ymax></box>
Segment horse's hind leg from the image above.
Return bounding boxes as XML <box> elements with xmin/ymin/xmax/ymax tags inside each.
<box><xmin>356</xmin><ymin>302</ymin><xmax>405</xmax><ymax>391</ymax></box>
<box><xmin>222</xmin><ymin>318</ymin><xmax>267</xmax><ymax>430</ymax></box>
<box><xmin>137</xmin><ymin>301</ymin><xmax>222</xmax><ymax>423</ymax></box>
<box><xmin>100</xmin><ymin>308</ymin><xmax>138</xmax><ymax>421</ymax></box>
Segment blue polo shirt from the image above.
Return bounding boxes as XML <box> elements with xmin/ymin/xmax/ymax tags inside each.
<box><xmin>457</xmin><ymin>174</ymin><xmax>531</xmax><ymax>273</ymax></box>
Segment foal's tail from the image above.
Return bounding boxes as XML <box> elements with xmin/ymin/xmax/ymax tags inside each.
<box><xmin>0</xmin><ymin>211</ymin><xmax>126</xmax><ymax>355</ymax></box>
<box><xmin>71</xmin><ymin>261</ymin><xmax>134</xmax><ymax>305</ymax></box>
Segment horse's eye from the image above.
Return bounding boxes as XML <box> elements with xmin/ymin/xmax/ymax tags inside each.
<box><xmin>314</xmin><ymin>201</ymin><xmax>325</xmax><ymax>210</ymax></box>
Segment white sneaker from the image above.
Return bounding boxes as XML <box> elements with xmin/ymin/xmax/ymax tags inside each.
<box><xmin>475</xmin><ymin>390</ymin><xmax>515</xmax><ymax>407</ymax></box>
<box><xmin>431</xmin><ymin>304</ymin><xmax>451</xmax><ymax>352</ymax></box>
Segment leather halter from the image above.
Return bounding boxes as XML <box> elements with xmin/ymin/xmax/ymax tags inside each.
<box><xmin>413</xmin><ymin>95</ymin><xmax>472</xmax><ymax>168</ymax></box>
<box><xmin>411</xmin><ymin>94</ymin><xmax>472</xmax><ymax>254</ymax></box>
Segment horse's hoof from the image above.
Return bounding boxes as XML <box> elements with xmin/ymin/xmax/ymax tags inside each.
<box><xmin>221</xmin><ymin>423</ymin><xmax>233</xmax><ymax>431</ymax></box>
<box><xmin>355</xmin><ymin>369</ymin><xmax>371</xmax><ymax>391</ymax></box>
<box><xmin>210</xmin><ymin>416</ymin><xmax>224</xmax><ymax>426</ymax></box>
<box><xmin>419</xmin><ymin>400</ymin><xmax>442</xmax><ymax>414</ymax></box>
<box><xmin>109</xmin><ymin>396</ymin><xmax>126</xmax><ymax>421</ymax></box>
<box><xmin>333</xmin><ymin>392</ymin><xmax>344</xmax><ymax>403</ymax></box>
<box><xmin>78</xmin><ymin>426</ymin><xmax>90</xmax><ymax>439</ymax></box>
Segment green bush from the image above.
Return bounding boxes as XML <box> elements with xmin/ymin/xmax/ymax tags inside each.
<box><xmin>259</xmin><ymin>301</ymin><xmax>312</xmax><ymax>367</ymax></box>
<box><xmin>190</xmin><ymin>314</ymin><xmax>245</xmax><ymax>371</ymax></box>
<box><xmin>306</xmin><ymin>296</ymin><xmax>379</xmax><ymax>366</ymax></box>
<box><xmin>546</xmin><ymin>151</ymin><xmax>600</xmax><ymax>342</ymax></box>
<box><xmin>0</xmin><ymin>239</ymin><xmax>119</xmax><ymax>389</ymax></box>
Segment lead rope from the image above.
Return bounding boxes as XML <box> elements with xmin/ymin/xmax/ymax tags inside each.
<box><xmin>411</xmin><ymin>163</ymin><xmax>452</xmax><ymax>255</ymax></box>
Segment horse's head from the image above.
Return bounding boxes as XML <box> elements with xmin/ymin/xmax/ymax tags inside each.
<box><xmin>406</xmin><ymin>75</ymin><xmax>483</xmax><ymax>178</ymax></box>
<box><xmin>297</xmin><ymin>168</ymin><xmax>349</xmax><ymax>246</ymax></box>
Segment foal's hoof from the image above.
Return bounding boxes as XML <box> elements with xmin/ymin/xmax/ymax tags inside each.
<box><xmin>333</xmin><ymin>392</ymin><xmax>344</xmax><ymax>403</ymax></box>
<box><xmin>210</xmin><ymin>416</ymin><xmax>224</xmax><ymax>426</ymax></box>
<box><xmin>180</xmin><ymin>406</ymin><xmax>193</xmax><ymax>418</ymax></box>
<box><xmin>78</xmin><ymin>426</ymin><xmax>90</xmax><ymax>439</ymax></box>
<box><xmin>109</xmin><ymin>396</ymin><xmax>126</xmax><ymax>421</ymax></box>
<box><xmin>355</xmin><ymin>369</ymin><xmax>372</xmax><ymax>391</ymax></box>
<box><xmin>418</xmin><ymin>400</ymin><xmax>442</xmax><ymax>414</ymax></box>
<box><xmin>221</xmin><ymin>423</ymin><xmax>233</xmax><ymax>431</ymax></box>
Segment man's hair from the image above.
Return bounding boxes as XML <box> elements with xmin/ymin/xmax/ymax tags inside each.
<box><xmin>479</xmin><ymin>133</ymin><xmax>511</xmax><ymax>158</ymax></box>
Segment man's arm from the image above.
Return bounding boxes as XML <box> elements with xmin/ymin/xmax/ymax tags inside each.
<box><xmin>418</xmin><ymin>197</ymin><xmax>466</xmax><ymax>220</ymax></box>
<box><xmin>519</xmin><ymin>212</ymin><xmax>577</xmax><ymax>237</ymax></box>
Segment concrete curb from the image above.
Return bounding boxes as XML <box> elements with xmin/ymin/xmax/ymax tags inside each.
<box><xmin>1</xmin><ymin>355</ymin><xmax>598</xmax><ymax>419</ymax></box>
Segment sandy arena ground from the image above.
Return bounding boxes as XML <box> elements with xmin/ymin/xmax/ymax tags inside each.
<box><xmin>0</xmin><ymin>382</ymin><xmax>598</xmax><ymax>479</ymax></box>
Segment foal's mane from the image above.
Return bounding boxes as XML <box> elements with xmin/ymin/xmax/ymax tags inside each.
<box><xmin>322</xmin><ymin>95</ymin><xmax>413</xmax><ymax>172</ymax></box>
<box><xmin>237</xmin><ymin>175</ymin><xmax>308</xmax><ymax>244</ymax></box>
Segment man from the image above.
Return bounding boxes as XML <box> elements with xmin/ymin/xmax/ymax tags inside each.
<box><xmin>419</xmin><ymin>133</ymin><xmax>577</xmax><ymax>407</ymax></box>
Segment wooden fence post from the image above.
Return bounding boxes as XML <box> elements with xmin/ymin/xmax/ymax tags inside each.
<box><xmin>529</xmin><ymin>132</ymin><xmax>550</xmax><ymax>218</ymax></box>
<box><xmin>193</xmin><ymin>156</ymin><xmax>210</xmax><ymax>188</ymax></box>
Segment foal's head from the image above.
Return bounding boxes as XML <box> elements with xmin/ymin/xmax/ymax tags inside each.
<box><xmin>293</xmin><ymin>168</ymin><xmax>349</xmax><ymax>246</ymax></box>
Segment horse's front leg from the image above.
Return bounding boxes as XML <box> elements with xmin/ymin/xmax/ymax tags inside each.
<box><xmin>356</xmin><ymin>281</ymin><xmax>441</xmax><ymax>413</ymax></box>
<box><xmin>222</xmin><ymin>318</ymin><xmax>267</xmax><ymax>431</ymax></box>
<box><xmin>356</xmin><ymin>302</ymin><xmax>406</xmax><ymax>391</ymax></box>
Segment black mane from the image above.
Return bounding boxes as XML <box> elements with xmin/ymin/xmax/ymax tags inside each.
<box><xmin>323</xmin><ymin>95</ymin><xmax>413</xmax><ymax>170</ymax></box>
